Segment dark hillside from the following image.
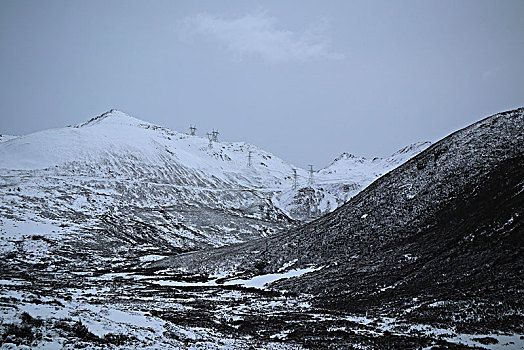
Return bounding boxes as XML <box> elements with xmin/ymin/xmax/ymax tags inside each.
<box><xmin>158</xmin><ymin>107</ymin><xmax>524</xmax><ymax>334</ymax></box>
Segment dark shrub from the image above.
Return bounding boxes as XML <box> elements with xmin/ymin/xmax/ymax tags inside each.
<box><xmin>473</xmin><ymin>337</ymin><xmax>498</xmax><ymax>345</ymax></box>
<box><xmin>103</xmin><ymin>332</ymin><xmax>134</xmax><ymax>345</ymax></box>
<box><xmin>20</xmin><ymin>312</ymin><xmax>43</xmax><ymax>327</ymax></box>
<box><xmin>2</xmin><ymin>323</ymin><xmax>35</xmax><ymax>344</ymax></box>
<box><xmin>54</xmin><ymin>318</ymin><xmax>72</xmax><ymax>332</ymax></box>
<box><xmin>72</xmin><ymin>320</ymin><xmax>90</xmax><ymax>339</ymax></box>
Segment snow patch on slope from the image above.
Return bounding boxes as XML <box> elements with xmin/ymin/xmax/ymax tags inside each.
<box><xmin>224</xmin><ymin>266</ymin><xmax>322</xmax><ymax>288</ymax></box>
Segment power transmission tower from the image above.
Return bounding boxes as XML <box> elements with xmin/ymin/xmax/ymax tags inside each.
<box><xmin>211</xmin><ymin>129</ymin><xmax>219</xmax><ymax>142</ymax></box>
<box><xmin>308</xmin><ymin>165</ymin><xmax>314</xmax><ymax>185</ymax></box>
<box><xmin>189</xmin><ymin>125</ymin><xmax>197</xmax><ymax>136</ymax></box>
<box><xmin>248</xmin><ymin>151</ymin><xmax>252</xmax><ymax>167</ymax></box>
<box><xmin>206</xmin><ymin>132</ymin><xmax>213</xmax><ymax>149</ymax></box>
<box><xmin>292</xmin><ymin>169</ymin><xmax>298</xmax><ymax>189</ymax></box>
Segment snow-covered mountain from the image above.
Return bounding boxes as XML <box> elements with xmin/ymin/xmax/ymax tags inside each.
<box><xmin>0</xmin><ymin>110</ymin><xmax>428</xmax><ymax>252</ymax></box>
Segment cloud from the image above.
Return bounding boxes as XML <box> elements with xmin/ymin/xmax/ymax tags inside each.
<box><xmin>178</xmin><ymin>12</ymin><xmax>344</xmax><ymax>63</ymax></box>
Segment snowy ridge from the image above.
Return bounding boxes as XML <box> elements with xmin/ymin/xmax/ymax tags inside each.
<box><xmin>75</xmin><ymin>109</ymin><xmax>151</xmax><ymax>128</ymax></box>
<box><xmin>319</xmin><ymin>141</ymin><xmax>431</xmax><ymax>178</ymax></box>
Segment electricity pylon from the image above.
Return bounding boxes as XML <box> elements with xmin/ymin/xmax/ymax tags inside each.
<box><xmin>206</xmin><ymin>132</ymin><xmax>213</xmax><ymax>149</ymax></box>
<box><xmin>211</xmin><ymin>129</ymin><xmax>219</xmax><ymax>142</ymax></box>
<box><xmin>308</xmin><ymin>165</ymin><xmax>314</xmax><ymax>185</ymax></box>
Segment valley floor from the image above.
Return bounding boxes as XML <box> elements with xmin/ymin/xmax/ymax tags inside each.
<box><xmin>1</xmin><ymin>256</ymin><xmax>522</xmax><ymax>349</ymax></box>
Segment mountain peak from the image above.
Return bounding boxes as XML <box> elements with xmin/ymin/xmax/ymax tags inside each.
<box><xmin>334</xmin><ymin>152</ymin><xmax>356</xmax><ymax>161</ymax></box>
<box><xmin>332</xmin><ymin>152</ymin><xmax>366</xmax><ymax>163</ymax></box>
<box><xmin>76</xmin><ymin>109</ymin><xmax>149</xmax><ymax>128</ymax></box>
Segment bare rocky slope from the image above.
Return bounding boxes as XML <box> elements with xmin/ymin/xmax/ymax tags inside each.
<box><xmin>156</xmin><ymin>107</ymin><xmax>524</xmax><ymax>338</ymax></box>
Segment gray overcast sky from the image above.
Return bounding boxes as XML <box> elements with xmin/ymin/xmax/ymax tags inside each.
<box><xmin>1</xmin><ymin>0</ymin><xmax>523</xmax><ymax>168</ymax></box>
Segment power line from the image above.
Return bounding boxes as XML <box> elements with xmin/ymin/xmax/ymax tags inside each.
<box><xmin>248</xmin><ymin>151</ymin><xmax>252</xmax><ymax>167</ymax></box>
<box><xmin>189</xmin><ymin>125</ymin><xmax>197</xmax><ymax>136</ymax></box>
<box><xmin>292</xmin><ymin>169</ymin><xmax>298</xmax><ymax>189</ymax></box>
